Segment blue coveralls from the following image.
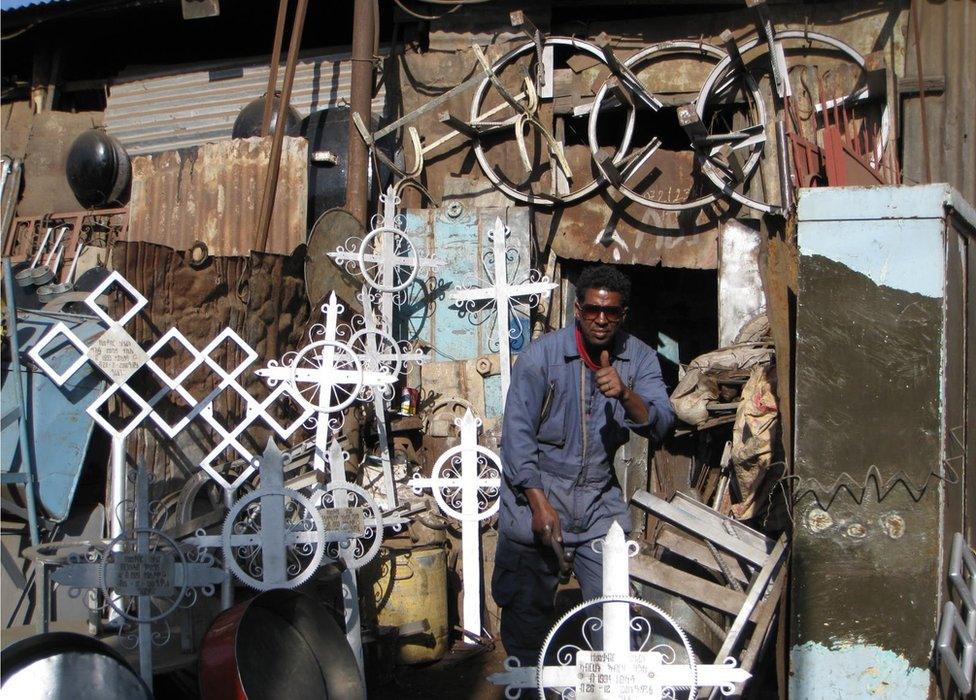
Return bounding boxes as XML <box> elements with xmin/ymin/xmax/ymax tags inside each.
<box><xmin>491</xmin><ymin>325</ymin><xmax>675</xmax><ymax>665</ymax></box>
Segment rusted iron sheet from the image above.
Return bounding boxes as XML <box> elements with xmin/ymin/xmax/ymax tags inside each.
<box><xmin>126</xmin><ymin>137</ymin><xmax>307</xmax><ymax>256</ymax></box>
<box><xmin>110</xmin><ymin>241</ymin><xmax>313</xmax><ymax>482</ymax></box>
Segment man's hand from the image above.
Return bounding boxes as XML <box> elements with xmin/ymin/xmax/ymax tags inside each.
<box><xmin>595</xmin><ymin>351</ymin><xmax>628</xmax><ymax>400</ymax></box>
<box><xmin>525</xmin><ymin>488</ymin><xmax>561</xmax><ymax>546</ymax></box>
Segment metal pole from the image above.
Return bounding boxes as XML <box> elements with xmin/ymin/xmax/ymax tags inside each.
<box><xmin>261</xmin><ymin>0</ymin><xmax>290</xmax><ymax>137</ymax></box>
<box><xmin>253</xmin><ymin>0</ymin><xmax>309</xmax><ymax>255</ymax></box>
<box><xmin>346</xmin><ymin>0</ymin><xmax>375</xmax><ymax>224</ymax></box>
<box><xmin>2</xmin><ymin>258</ymin><xmax>41</xmax><ymax>548</ymax></box>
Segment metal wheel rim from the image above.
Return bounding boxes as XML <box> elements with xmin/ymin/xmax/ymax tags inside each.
<box><xmin>470</xmin><ymin>36</ymin><xmax>626</xmax><ymax>206</ymax></box>
<box><xmin>587</xmin><ymin>40</ymin><xmax>738</xmax><ymax>212</ymax></box>
<box><xmin>696</xmin><ymin>30</ymin><xmax>867</xmax><ymax>213</ymax></box>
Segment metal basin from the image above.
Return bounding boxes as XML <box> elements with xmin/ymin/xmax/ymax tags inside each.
<box><xmin>1</xmin><ymin>632</ymin><xmax>151</xmax><ymax>700</ymax></box>
<box><xmin>199</xmin><ymin>589</ymin><xmax>365</xmax><ymax>700</ymax></box>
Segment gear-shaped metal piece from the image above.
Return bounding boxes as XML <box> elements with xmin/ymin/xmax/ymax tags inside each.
<box><xmin>221</xmin><ymin>484</ymin><xmax>327</xmax><ymax>591</ymax></box>
<box><xmin>537</xmin><ymin>594</ymin><xmax>699</xmax><ymax>699</ymax></box>
<box><xmin>100</xmin><ymin>527</ymin><xmax>189</xmax><ymax>623</ymax></box>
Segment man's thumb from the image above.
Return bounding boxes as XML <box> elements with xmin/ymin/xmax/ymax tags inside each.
<box><xmin>600</xmin><ymin>350</ymin><xmax>611</xmax><ymax>368</ymax></box>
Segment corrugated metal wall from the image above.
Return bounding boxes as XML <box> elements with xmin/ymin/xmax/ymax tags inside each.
<box><xmin>105</xmin><ymin>50</ymin><xmax>387</xmax><ymax>156</ymax></box>
<box><xmin>902</xmin><ymin>0</ymin><xmax>976</xmax><ymax>202</ymax></box>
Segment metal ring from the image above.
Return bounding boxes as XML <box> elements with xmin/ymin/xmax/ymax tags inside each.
<box><xmin>100</xmin><ymin>528</ymin><xmax>189</xmax><ymax>623</ymax></box>
<box><xmin>357</xmin><ymin>226</ymin><xmax>420</xmax><ymax>293</ymax></box>
<box><xmin>696</xmin><ymin>30</ymin><xmax>868</xmax><ymax>213</ymax></box>
<box><xmin>587</xmin><ymin>40</ymin><xmax>764</xmax><ymax>212</ymax></box>
<box><xmin>470</xmin><ymin>37</ymin><xmax>627</xmax><ymax>206</ymax></box>
<box><xmin>222</xmin><ymin>487</ymin><xmax>326</xmax><ymax>590</ymax></box>
<box><xmin>320</xmin><ymin>482</ymin><xmax>384</xmax><ymax>570</ymax></box>
<box><xmin>288</xmin><ymin>340</ymin><xmax>364</xmax><ymax>414</ymax></box>
<box><xmin>425</xmin><ymin>443</ymin><xmax>502</xmax><ymax>522</ymax></box>
<box><xmin>536</xmin><ymin>594</ymin><xmax>699</xmax><ymax>699</ymax></box>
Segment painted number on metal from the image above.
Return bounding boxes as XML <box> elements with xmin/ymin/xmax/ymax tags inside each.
<box><xmin>87</xmin><ymin>326</ymin><xmax>149</xmax><ymax>384</ymax></box>
<box><xmin>576</xmin><ymin>650</ymin><xmax>665</xmax><ymax>700</ymax></box>
<box><xmin>109</xmin><ymin>552</ymin><xmax>175</xmax><ymax>597</ymax></box>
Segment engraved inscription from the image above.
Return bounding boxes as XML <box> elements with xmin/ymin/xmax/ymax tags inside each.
<box><xmin>109</xmin><ymin>552</ymin><xmax>175</xmax><ymax>597</ymax></box>
<box><xmin>88</xmin><ymin>326</ymin><xmax>149</xmax><ymax>384</ymax></box>
<box><xmin>575</xmin><ymin>650</ymin><xmax>665</xmax><ymax>700</ymax></box>
<box><xmin>321</xmin><ymin>506</ymin><xmax>366</xmax><ymax>536</ymax></box>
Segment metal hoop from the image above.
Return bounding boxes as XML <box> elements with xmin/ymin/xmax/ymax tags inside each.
<box><xmin>587</xmin><ymin>40</ymin><xmax>765</xmax><ymax>212</ymax></box>
<box><xmin>288</xmin><ymin>340</ymin><xmax>364</xmax><ymax>414</ymax></box>
<box><xmin>470</xmin><ymin>37</ymin><xmax>627</xmax><ymax>206</ymax></box>
<box><xmin>357</xmin><ymin>226</ymin><xmax>421</xmax><ymax>292</ymax></box>
<box><xmin>696</xmin><ymin>30</ymin><xmax>868</xmax><ymax>213</ymax></box>
<box><xmin>426</xmin><ymin>443</ymin><xmax>502</xmax><ymax>521</ymax></box>
<box><xmin>536</xmin><ymin>594</ymin><xmax>699</xmax><ymax>699</ymax></box>
<box><xmin>222</xmin><ymin>486</ymin><xmax>326</xmax><ymax>590</ymax></box>
<box><xmin>320</xmin><ymin>481</ymin><xmax>384</xmax><ymax>570</ymax></box>
<box><xmin>100</xmin><ymin>528</ymin><xmax>189</xmax><ymax>623</ymax></box>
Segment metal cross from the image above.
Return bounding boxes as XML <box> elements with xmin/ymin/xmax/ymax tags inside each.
<box><xmin>256</xmin><ymin>291</ymin><xmax>397</xmax><ymax>467</ymax></box>
<box><xmin>449</xmin><ymin>217</ymin><xmax>556</xmax><ymax>408</ymax></box>
<box><xmin>410</xmin><ymin>409</ymin><xmax>501</xmax><ymax>641</ymax></box>
<box><xmin>329</xmin><ymin>187</ymin><xmax>444</xmax><ymax>331</ymax></box>
<box><xmin>488</xmin><ymin>522</ymin><xmax>751</xmax><ymax>698</ymax></box>
<box><xmin>352</xmin><ymin>296</ymin><xmax>427</xmax><ymax>509</ymax></box>
<box><xmin>51</xmin><ymin>465</ymin><xmax>224</xmax><ymax>692</ymax></box>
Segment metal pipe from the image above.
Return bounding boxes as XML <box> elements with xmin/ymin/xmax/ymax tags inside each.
<box><xmin>2</xmin><ymin>258</ymin><xmax>41</xmax><ymax>549</ymax></box>
<box><xmin>253</xmin><ymin>0</ymin><xmax>309</xmax><ymax>255</ymax></box>
<box><xmin>346</xmin><ymin>0</ymin><xmax>375</xmax><ymax>224</ymax></box>
<box><xmin>910</xmin><ymin>0</ymin><xmax>932</xmax><ymax>182</ymax></box>
<box><xmin>261</xmin><ymin>0</ymin><xmax>290</xmax><ymax>137</ymax></box>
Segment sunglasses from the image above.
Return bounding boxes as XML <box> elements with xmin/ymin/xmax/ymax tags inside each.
<box><xmin>578</xmin><ymin>303</ymin><xmax>625</xmax><ymax>322</ymax></box>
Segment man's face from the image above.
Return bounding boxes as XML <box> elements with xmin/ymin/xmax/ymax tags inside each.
<box><xmin>575</xmin><ymin>288</ymin><xmax>627</xmax><ymax>349</ymax></box>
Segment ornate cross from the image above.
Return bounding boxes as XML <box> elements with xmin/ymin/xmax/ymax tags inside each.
<box><xmin>256</xmin><ymin>291</ymin><xmax>397</xmax><ymax>469</ymax></box>
<box><xmin>410</xmin><ymin>409</ymin><xmax>501</xmax><ymax>641</ymax></box>
<box><xmin>329</xmin><ymin>187</ymin><xmax>444</xmax><ymax>330</ymax></box>
<box><xmin>488</xmin><ymin>522</ymin><xmax>751</xmax><ymax>698</ymax></box>
<box><xmin>50</xmin><ymin>465</ymin><xmax>224</xmax><ymax>692</ymax></box>
<box><xmin>449</xmin><ymin>217</ymin><xmax>555</xmax><ymax>408</ymax></box>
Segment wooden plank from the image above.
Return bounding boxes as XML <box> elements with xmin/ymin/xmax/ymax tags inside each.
<box><xmin>656</xmin><ymin>526</ymin><xmax>751</xmax><ymax>585</ymax></box>
<box><xmin>631</xmin><ymin>490</ymin><xmax>770</xmax><ymax>564</ymax></box>
<box><xmin>630</xmin><ymin>553</ymin><xmax>752</xmax><ymax>619</ymax></box>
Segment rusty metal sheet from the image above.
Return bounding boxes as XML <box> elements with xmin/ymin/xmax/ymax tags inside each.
<box><xmin>125</xmin><ymin>136</ymin><xmax>307</xmax><ymax>256</ymax></box>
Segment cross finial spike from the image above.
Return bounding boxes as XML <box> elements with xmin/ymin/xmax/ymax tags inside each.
<box><xmin>607</xmin><ymin>521</ymin><xmax>626</xmax><ymax>540</ymax></box>
<box><xmin>455</xmin><ymin>407</ymin><xmax>483</xmax><ymax>433</ymax></box>
<box><xmin>258</xmin><ymin>439</ymin><xmax>285</xmax><ymax>489</ymax></box>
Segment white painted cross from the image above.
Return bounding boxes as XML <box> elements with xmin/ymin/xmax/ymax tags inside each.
<box><xmin>329</xmin><ymin>187</ymin><xmax>444</xmax><ymax>331</ymax></box>
<box><xmin>488</xmin><ymin>522</ymin><xmax>751</xmax><ymax>699</ymax></box>
<box><xmin>449</xmin><ymin>217</ymin><xmax>555</xmax><ymax>408</ymax></box>
<box><xmin>410</xmin><ymin>409</ymin><xmax>501</xmax><ymax>641</ymax></box>
<box><xmin>256</xmin><ymin>291</ymin><xmax>397</xmax><ymax>469</ymax></box>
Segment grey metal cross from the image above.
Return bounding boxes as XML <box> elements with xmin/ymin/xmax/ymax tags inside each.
<box><xmin>449</xmin><ymin>217</ymin><xmax>556</xmax><ymax>408</ymax></box>
<box><xmin>51</xmin><ymin>465</ymin><xmax>224</xmax><ymax>692</ymax></box>
<box><xmin>329</xmin><ymin>187</ymin><xmax>444</xmax><ymax>330</ymax></box>
<box><xmin>488</xmin><ymin>522</ymin><xmax>751</xmax><ymax>698</ymax></box>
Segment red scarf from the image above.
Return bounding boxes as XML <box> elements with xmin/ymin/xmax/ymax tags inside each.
<box><xmin>575</xmin><ymin>325</ymin><xmax>601</xmax><ymax>372</ymax></box>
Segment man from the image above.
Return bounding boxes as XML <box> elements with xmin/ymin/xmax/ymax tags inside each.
<box><xmin>491</xmin><ymin>264</ymin><xmax>675</xmax><ymax>666</ymax></box>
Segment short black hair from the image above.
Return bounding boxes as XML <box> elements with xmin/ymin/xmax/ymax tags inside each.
<box><xmin>575</xmin><ymin>264</ymin><xmax>631</xmax><ymax>306</ymax></box>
